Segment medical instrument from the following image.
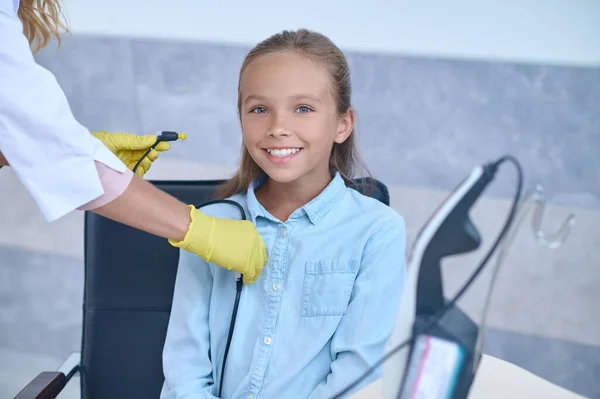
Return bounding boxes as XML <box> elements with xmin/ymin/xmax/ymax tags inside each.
<box><xmin>194</xmin><ymin>199</ymin><xmax>247</xmax><ymax>398</ymax></box>
<box><xmin>331</xmin><ymin>154</ymin><xmax>575</xmax><ymax>399</ymax></box>
<box><xmin>388</xmin><ymin>155</ymin><xmax>524</xmax><ymax>399</ymax></box>
<box><xmin>132</xmin><ymin>136</ymin><xmax>248</xmax><ymax>395</ymax></box>
<box><xmin>131</xmin><ymin>131</ymin><xmax>187</xmax><ymax>174</ymax></box>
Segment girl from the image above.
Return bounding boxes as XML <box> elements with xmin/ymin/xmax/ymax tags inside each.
<box><xmin>161</xmin><ymin>29</ymin><xmax>406</xmax><ymax>399</ymax></box>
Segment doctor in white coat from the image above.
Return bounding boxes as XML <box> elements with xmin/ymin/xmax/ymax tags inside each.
<box><xmin>0</xmin><ymin>0</ymin><xmax>266</xmax><ymax>284</ymax></box>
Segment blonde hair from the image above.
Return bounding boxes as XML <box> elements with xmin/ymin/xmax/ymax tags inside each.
<box><xmin>17</xmin><ymin>0</ymin><xmax>69</xmax><ymax>54</ymax></box>
<box><xmin>216</xmin><ymin>29</ymin><xmax>371</xmax><ymax>199</ymax></box>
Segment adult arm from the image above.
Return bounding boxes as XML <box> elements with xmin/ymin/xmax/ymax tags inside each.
<box><xmin>90</xmin><ymin>169</ymin><xmax>192</xmax><ymax>241</ymax></box>
<box><xmin>0</xmin><ymin>0</ymin><xmax>267</xmax><ymax>278</ymax></box>
<box><xmin>308</xmin><ymin>214</ymin><xmax>407</xmax><ymax>398</ymax></box>
<box><xmin>160</xmin><ymin>249</ymin><xmax>219</xmax><ymax>399</ymax></box>
<box><xmin>0</xmin><ymin>1</ymin><xmax>128</xmax><ymax>221</ymax></box>
<box><xmin>0</xmin><ymin>150</ymin><xmax>190</xmax><ymax>241</ymax></box>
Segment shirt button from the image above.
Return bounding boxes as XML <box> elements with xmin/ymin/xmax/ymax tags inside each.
<box><xmin>248</xmin><ymin>395</ymin><xmax>255</xmax><ymax>399</ymax></box>
<box><xmin>281</xmin><ymin>228</ymin><xmax>288</xmax><ymax>237</ymax></box>
<box><xmin>272</xmin><ymin>283</ymin><xmax>281</xmax><ymax>291</ymax></box>
<box><xmin>299</xmin><ymin>210</ymin><xmax>305</xmax><ymax>216</ymax></box>
<box><xmin>264</xmin><ymin>336</ymin><xmax>272</xmax><ymax>345</ymax></box>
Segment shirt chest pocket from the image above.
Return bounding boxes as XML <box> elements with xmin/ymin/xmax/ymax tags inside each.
<box><xmin>301</xmin><ymin>260</ymin><xmax>359</xmax><ymax>317</ymax></box>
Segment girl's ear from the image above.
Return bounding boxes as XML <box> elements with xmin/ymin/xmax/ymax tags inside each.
<box><xmin>334</xmin><ymin>108</ymin><xmax>355</xmax><ymax>144</ymax></box>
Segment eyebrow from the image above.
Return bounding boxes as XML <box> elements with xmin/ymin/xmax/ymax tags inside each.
<box><xmin>243</xmin><ymin>94</ymin><xmax>322</xmax><ymax>104</ymax></box>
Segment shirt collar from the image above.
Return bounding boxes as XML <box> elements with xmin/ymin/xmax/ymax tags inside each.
<box><xmin>246</xmin><ymin>172</ymin><xmax>347</xmax><ymax>225</ymax></box>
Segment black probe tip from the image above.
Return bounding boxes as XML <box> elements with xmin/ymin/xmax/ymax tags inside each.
<box><xmin>157</xmin><ymin>131</ymin><xmax>180</xmax><ymax>142</ymax></box>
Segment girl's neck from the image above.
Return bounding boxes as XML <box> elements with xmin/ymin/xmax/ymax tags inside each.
<box><xmin>255</xmin><ymin>172</ymin><xmax>333</xmax><ymax>222</ymax></box>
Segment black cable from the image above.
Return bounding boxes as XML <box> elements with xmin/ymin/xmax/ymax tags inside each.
<box><xmin>330</xmin><ymin>155</ymin><xmax>523</xmax><ymax>399</ymax></box>
<box><xmin>331</xmin><ymin>337</ymin><xmax>415</xmax><ymax>399</ymax></box>
<box><xmin>195</xmin><ymin>199</ymin><xmax>247</xmax><ymax>398</ymax></box>
<box><xmin>195</xmin><ymin>200</ymin><xmax>247</xmax><ymax>222</ymax></box>
<box><xmin>132</xmin><ymin>139</ymin><xmax>159</xmax><ymax>174</ymax></box>
<box><xmin>219</xmin><ymin>276</ymin><xmax>243</xmax><ymax>397</ymax></box>
<box><xmin>434</xmin><ymin>155</ymin><xmax>522</xmax><ymax>319</ymax></box>
<box><xmin>132</xmin><ymin>131</ymin><xmax>186</xmax><ymax>174</ymax></box>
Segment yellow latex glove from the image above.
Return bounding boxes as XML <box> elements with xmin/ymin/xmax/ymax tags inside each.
<box><xmin>169</xmin><ymin>205</ymin><xmax>267</xmax><ymax>285</ymax></box>
<box><xmin>91</xmin><ymin>131</ymin><xmax>171</xmax><ymax>177</ymax></box>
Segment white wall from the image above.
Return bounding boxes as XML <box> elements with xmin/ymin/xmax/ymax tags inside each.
<box><xmin>61</xmin><ymin>0</ymin><xmax>600</xmax><ymax>67</ymax></box>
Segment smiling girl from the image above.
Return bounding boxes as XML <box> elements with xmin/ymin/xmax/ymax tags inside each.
<box><xmin>161</xmin><ymin>29</ymin><xmax>407</xmax><ymax>399</ymax></box>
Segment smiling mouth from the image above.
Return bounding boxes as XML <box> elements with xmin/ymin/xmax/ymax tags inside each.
<box><xmin>264</xmin><ymin>148</ymin><xmax>302</xmax><ymax>158</ymax></box>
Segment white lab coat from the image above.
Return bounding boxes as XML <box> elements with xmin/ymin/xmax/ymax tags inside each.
<box><xmin>0</xmin><ymin>0</ymin><xmax>126</xmax><ymax>222</ymax></box>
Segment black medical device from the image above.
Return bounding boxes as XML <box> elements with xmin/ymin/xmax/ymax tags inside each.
<box><xmin>131</xmin><ymin>131</ymin><xmax>187</xmax><ymax>174</ymax></box>
<box><xmin>127</xmin><ymin>131</ymin><xmax>246</xmax><ymax>396</ymax></box>
<box><xmin>331</xmin><ymin>155</ymin><xmax>523</xmax><ymax>399</ymax></box>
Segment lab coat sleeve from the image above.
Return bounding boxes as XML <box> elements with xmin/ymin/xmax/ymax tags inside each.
<box><xmin>77</xmin><ymin>161</ymin><xmax>134</xmax><ymax>211</ymax></box>
<box><xmin>160</xmin><ymin>249</ymin><xmax>219</xmax><ymax>399</ymax></box>
<box><xmin>0</xmin><ymin>2</ymin><xmax>126</xmax><ymax>222</ymax></box>
<box><xmin>308</xmin><ymin>214</ymin><xmax>407</xmax><ymax>399</ymax></box>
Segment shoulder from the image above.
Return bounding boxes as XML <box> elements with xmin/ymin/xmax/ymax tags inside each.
<box><xmin>341</xmin><ymin>189</ymin><xmax>406</xmax><ymax>278</ymax></box>
<box><xmin>343</xmin><ymin>185</ymin><xmax>405</xmax><ymax>232</ymax></box>
<box><xmin>193</xmin><ymin>193</ymin><xmax>249</xmax><ymax>221</ymax></box>
<box><xmin>338</xmin><ymin>185</ymin><xmax>407</xmax><ymax>258</ymax></box>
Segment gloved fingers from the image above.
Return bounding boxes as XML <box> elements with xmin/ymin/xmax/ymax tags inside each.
<box><xmin>91</xmin><ymin>132</ymin><xmax>175</xmax><ymax>152</ymax></box>
<box><xmin>243</xmin><ymin>265</ymin><xmax>261</xmax><ymax>285</ymax></box>
<box><xmin>243</xmin><ymin>263</ymin><xmax>257</xmax><ymax>285</ymax></box>
<box><xmin>261</xmin><ymin>236</ymin><xmax>267</xmax><ymax>262</ymax></box>
<box><xmin>129</xmin><ymin>142</ymin><xmax>170</xmax><ymax>162</ymax></box>
<box><xmin>146</xmin><ymin>149</ymin><xmax>160</xmax><ymax>162</ymax></box>
<box><xmin>91</xmin><ymin>131</ymin><xmax>155</xmax><ymax>151</ymax></box>
<box><xmin>127</xmin><ymin>157</ymin><xmax>152</xmax><ymax>176</ymax></box>
<box><xmin>135</xmin><ymin>166</ymin><xmax>147</xmax><ymax>177</ymax></box>
<box><xmin>243</xmin><ymin>273</ymin><xmax>255</xmax><ymax>285</ymax></box>
<box><xmin>123</xmin><ymin>134</ymin><xmax>160</xmax><ymax>150</ymax></box>
<box><xmin>130</xmin><ymin>149</ymin><xmax>161</xmax><ymax>162</ymax></box>
<box><xmin>139</xmin><ymin>158</ymin><xmax>152</xmax><ymax>175</ymax></box>
<box><xmin>243</xmin><ymin>237</ymin><xmax>267</xmax><ymax>285</ymax></box>
<box><xmin>154</xmin><ymin>141</ymin><xmax>171</xmax><ymax>152</ymax></box>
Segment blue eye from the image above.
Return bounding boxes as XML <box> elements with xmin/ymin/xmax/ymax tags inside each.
<box><xmin>251</xmin><ymin>106</ymin><xmax>267</xmax><ymax>114</ymax></box>
<box><xmin>296</xmin><ymin>106</ymin><xmax>312</xmax><ymax>113</ymax></box>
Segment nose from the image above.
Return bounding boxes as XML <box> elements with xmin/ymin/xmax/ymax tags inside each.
<box><xmin>267</xmin><ymin>112</ymin><xmax>291</xmax><ymax>137</ymax></box>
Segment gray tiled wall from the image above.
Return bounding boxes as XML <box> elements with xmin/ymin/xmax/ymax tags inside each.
<box><xmin>36</xmin><ymin>35</ymin><xmax>600</xmax><ymax>209</ymax></box>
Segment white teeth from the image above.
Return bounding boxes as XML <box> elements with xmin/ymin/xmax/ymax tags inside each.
<box><xmin>266</xmin><ymin>148</ymin><xmax>300</xmax><ymax>157</ymax></box>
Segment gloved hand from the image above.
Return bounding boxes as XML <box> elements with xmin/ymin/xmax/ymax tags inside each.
<box><xmin>169</xmin><ymin>205</ymin><xmax>267</xmax><ymax>285</ymax></box>
<box><xmin>91</xmin><ymin>131</ymin><xmax>171</xmax><ymax>177</ymax></box>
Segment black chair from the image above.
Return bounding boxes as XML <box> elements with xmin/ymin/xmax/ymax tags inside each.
<box><xmin>15</xmin><ymin>178</ymin><xmax>390</xmax><ymax>399</ymax></box>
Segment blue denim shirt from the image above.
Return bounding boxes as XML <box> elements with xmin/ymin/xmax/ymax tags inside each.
<box><xmin>160</xmin><ymin>173</ymin><xmax>406</xmax><ymax>399</ymax></box>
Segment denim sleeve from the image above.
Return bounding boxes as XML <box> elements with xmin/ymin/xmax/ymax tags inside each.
<box><xmin>160</xmin><ymin>249</ymin><xmax>219</xmax><ymax>399</ymax></box>
<box><xmin>308</xmin><ymin>214</ymin><xmax>407</xmax><ymax>398</ymax></box>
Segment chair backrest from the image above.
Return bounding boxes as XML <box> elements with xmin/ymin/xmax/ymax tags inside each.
<box><xmin>81</xmin><ymin>178</ymin><xmax>390</xmax><ymax>399</ymax></box>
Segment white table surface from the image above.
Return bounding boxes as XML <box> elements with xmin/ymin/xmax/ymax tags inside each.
<box><xmin>350</xmin><ymin>354</ymin><xmax>587</xmax><ymax>399</ymax></box>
